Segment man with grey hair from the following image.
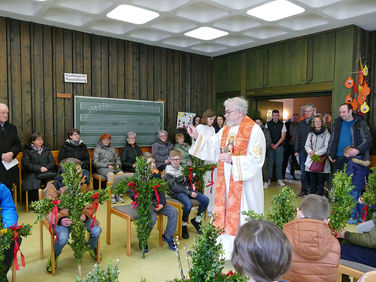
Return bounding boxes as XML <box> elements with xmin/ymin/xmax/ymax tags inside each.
<box><xmin>188</xmin><ymin>96</ymin><xmax>266</xmax><ymax>260</ymax></box>
<box><xmin>0</xmin><ymin>103</ymin><xmax>21</xmax><ymax>190</ymax></box>
<box><xmin>295</xmin><ymin>104</ymin><xmax>316</xmax><ymax>198</ymax></box>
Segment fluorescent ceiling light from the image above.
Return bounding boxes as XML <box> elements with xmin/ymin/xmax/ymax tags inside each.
<box><xmin>185</xmin><ymin>27</ymin><xmax>228</xmax><ymax>40</ymax></box>
<box><xmin>107</xmin><ymin>4</ymin><xmax>159</xmax><ymax>25</ymax></box>
<box><xmin>247</xmin><ymin>0</ymin><xmax>305</xmax><ymax>22</ymax></box>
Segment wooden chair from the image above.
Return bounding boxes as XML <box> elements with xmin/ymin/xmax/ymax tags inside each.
<box><xmin>336</xmin><ymin>259</ymin><xmax>376</xmax><ymax>282</ymax></box>
<box><xmin>38</xmin><ymin>181</ymin><xmax>101</xmax><ymax>275</ymax></box>
<box><xmin>106</xmin><ymin>173</ymin><xmax>163</xmax><ymax>256</ymax></box>
<box><xmin>166</xmin><ymin>197</ymin><xmax>208</xmax><ymax>240</ymax></box>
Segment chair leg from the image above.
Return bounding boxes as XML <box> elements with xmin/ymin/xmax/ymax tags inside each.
<box><xmin>106</xmin><ymin>201</ymin><xmax>111</xmax><ymax>245</ymax></box>
<box><xmin>126</xmin><ymin>219</ymin><xmax>131</xmax><ymax>256</ymax></box>
<box><xmin>96</xmin><ymin>235</ymin><xmax>101</xmax><ymax>263</ymax></box>
<box><xmin>19</xmin><ymin>183</ymin><xmax>22</xmax><ymax>206</ymax></box>
<box><xmin>40</xmin><ymin>222</ymin><xmax>44</xmax><ymax>259</ymax></box>
<box><xmin>25</xmin><ymin>191</ymin><xmax>28</xmax><ymax>212</ymax></box>
<box><xmin>12</xmin><ymin>184</ymin><xmax>17</xmax><ymax>209</ymax></box>
<box><xmin>50</xmin><ymin>234</ymin><xmax>55</xmax><ymax>275</ymax></box>
<box><xmin>12</xmin><ymin>261</ymin><xmax>16</xmax><ymax>282</ymax></box>
<box><xmin>178</xmin><ymin>206</ymin><xmax>183</xmax><ymax>240</ymax></box>
<box><xmin>158</xmin><ymin>214</ymin><xmax>163</xmax><ymax>246</ymax></box>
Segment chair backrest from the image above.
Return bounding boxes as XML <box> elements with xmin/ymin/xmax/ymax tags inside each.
<box><xmin>39</xmin><ymin>180</ymin><xmax>54</xmax><ymax>200</ymax></box>
<box><xmin>51</xmin><ymin>151</ymin><xmax>59</xmax><ymax>166</ymax></box>
<box><xmin>111</xmin><ymin>173</ymin><xmax>134</xmax><ymax>186</ymax></box>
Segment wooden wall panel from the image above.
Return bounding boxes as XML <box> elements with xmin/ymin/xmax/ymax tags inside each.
<box><xmin>0</xmin><ymin>18</ymin><xmax>7</xmax><ymax>103</ymax></box>
<box><xmin>284</xmin><ymin>39</ymin><xmax>307</xmax><ymax>85</ymax></box>
<box><xmin>0</xmin><ymin>17</ymin><xmax>213</xmax><ymax>148</ymax></box>
<box><xmin>267</xmin><ymin>44</ymin><xmax>286</xmax><ymax>87</ymax></box>
<box><xmin>311</xmin><ymin>33</ymin><xmax>335</xmax><ymax>83</ymax></box>
<box><xmin>246</xmin><ymin>49</ymin><xmax>264</xmax><ymax>90</ymax></box>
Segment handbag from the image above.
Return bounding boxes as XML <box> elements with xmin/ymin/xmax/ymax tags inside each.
<box><xmin>35</xmin><ymin>171</ymin><xmax>56</xmax><ymax>180</ymax></box>
<box><xmin>308</xmin><ymin>135</ymin><xmax>326</xmax><ymax>173</ymax></box>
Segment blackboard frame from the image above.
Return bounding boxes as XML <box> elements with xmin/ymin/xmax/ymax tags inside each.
<box><xmin>74</xmin><ymin>96</ymin><xmax>164</xmax><ymax>148</ymax></box>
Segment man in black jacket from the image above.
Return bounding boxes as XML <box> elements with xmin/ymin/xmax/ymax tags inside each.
<box><xmin>0</xmin><ymin>103</ymin><xmax>21</xmax><ymax>190</ymax></box>
<box><xmin>295</xmin><ymin>104</ymin><xmax>315</xmax><ymax>197</ymax></box>
<box><xmin>328</xmin><ymin>103</ymin><xmax>372</xmax><ymax>171</ymax></box>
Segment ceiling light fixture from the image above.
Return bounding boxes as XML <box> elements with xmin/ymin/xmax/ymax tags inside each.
<box><xmin>185</xmin><ymin>27</ymin><xmax>228</xmax><ymax>41</ymax></box>
<box><xmin>247</xmin><ymin>0</ymin><xmax>305</xmax><ymax>22</ymax></box>
<box><xmin>107</xmin><ymin>4</ymin><xmax>159</xmax><ymax>25</ymax></box>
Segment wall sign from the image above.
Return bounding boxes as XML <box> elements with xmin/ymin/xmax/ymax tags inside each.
<box><xmin>64</xmin><ymin>73</ymin><xmax>87</xmax><ymax>83</ymax></box>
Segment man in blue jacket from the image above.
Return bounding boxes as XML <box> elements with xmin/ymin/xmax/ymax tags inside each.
<box><xmin>0</xmin><ymin>182</ymin><xmax>19</xmax><ymax>281</ymax></box>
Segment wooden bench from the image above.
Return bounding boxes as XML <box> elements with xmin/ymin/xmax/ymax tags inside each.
<box><xmin>336</xmin><ymin>259</ymin><xmax>376</xmax><ymax>282</ymax></box>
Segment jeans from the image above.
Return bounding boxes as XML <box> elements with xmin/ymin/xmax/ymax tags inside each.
<box><xmin>267</xmin><ymin>145</ymin><xmax>284</xmax><ymax>180</ymax></box>
<box><xmin>298</xmin><ymin>151</ymin><xmax>309</xmax><ymax>193</ymax></box>
<box><xmin>152</xmin><ymin>205</ymin><xmax>177</xmax><ymax>239</ymax></box>
<box><xmin>54</xmin><ymin>218</ymin><xmax>102</xmax><ymax>257</ymax></box>
<box><xmin>349</xmin><ymin>190</ymin><xmax>363</xmax><ymax>220</ymax></box>
<box><xmin>309</xmin><ymin>172</ymin><xmax>325</xmax><ymax>195</ymax></box>
<box><xmin>174</xmin><ymin>192</ymin><xmax>209</xmax><ymax>222</ymax></box>
<box><xmin>341</xmin><ymin>243</ymin><xmax>376</xmax><ymax>267</ymax></box>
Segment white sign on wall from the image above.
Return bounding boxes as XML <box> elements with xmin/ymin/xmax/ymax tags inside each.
<box><xmin>64</xmin><ymin>73</ymin><xmax>87</xmax><ymax>83</ymax></box>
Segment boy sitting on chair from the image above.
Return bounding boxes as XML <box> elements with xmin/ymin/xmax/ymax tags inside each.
<box><xmin>164</xmin><ymin>150</ymin><xmax>209</xmax><ymax>239</ymax></box>
<box><xmin>282</xmin><ymin>194</ymin><xmax>340</xmax><ymax>282</ymax></box>
<box><xmin>129</xmin><ymin>153</ymin><xmax>178</xmax><ymax>252</ymax></box>
<box><xmin>45</xmin><ymin>158</ymin><xmax>102</xmax><ymax>273</ymax></box>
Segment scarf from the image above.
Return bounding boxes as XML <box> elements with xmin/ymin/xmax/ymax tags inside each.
<box><xmin>214</xmin><ymin>116</ymin><xmax>255</xmax><ymax>236</ymax></box>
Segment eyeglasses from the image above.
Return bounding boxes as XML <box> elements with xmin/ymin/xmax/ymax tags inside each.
<box><xmin>170</xmin><ymin>158</ymin><xmax>181</xmax><ymax>161</ymax></box>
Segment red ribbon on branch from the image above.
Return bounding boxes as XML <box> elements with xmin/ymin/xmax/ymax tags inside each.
<box><xmin>9</xmin><ymin>224</ymin><xmax>25</xmax><ymax>271</ymax></box>
<box><xmin>206</xmin><ymin>166</ymin><xmax>216</xmax><ymax>194</ymax></box>
<box><xmin>49</xmin><ymin>199</ymin><xmax>61</xmax><ymax>241</ymax></box>
<box><xmin>328</xmin><ymin>223</ymin><xmax>337</xmax><ymax>238</ymax></box>
<box><xmin>360</xmin><ymin>205</ymin><xmax>369</xmax><ymax>223</ymax></box>
<box><xmin>152</xmin><ymin>184</ymin><xmax>161</xmax><ymax>206</ymax></box>
<box><xmin>188</xmin><ymin>167</ymin><xmax>194</xmax><ymax>190</ymax></box>
<box><xmin>89</xmin><ymin>192</ymin><xmax>100</xmax><ymax>228</ymax></box>
<box><xmin>193</xmin><ymin>177</ymin><xmax>199</xmax><ymax>191</ymax></box>
<box><xmin>128</xmin><ymin>181</ymin><xmax>139</xmax><ymax>208</ymax></box>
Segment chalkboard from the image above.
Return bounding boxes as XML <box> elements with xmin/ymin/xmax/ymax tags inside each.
<box><xmin>74</xmin><ymin>96</ymin><xmax>164</xmax><ymax>148</ymax></box>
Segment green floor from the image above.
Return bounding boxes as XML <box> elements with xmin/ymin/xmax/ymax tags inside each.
<box><xmin>8</xmin><ymin>179</ymin><xmax>356</xmax><ymax>281</ymax></box>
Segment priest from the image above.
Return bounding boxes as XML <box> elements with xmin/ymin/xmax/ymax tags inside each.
<box><xmin>188</xmin><ymin>97</ymin><xmax>265</xmax><ymax>259</ymax></box>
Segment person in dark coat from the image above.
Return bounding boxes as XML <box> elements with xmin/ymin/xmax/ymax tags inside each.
<box><xmin>152</xmin><ymin>130</ymin><xmax>174</xmax><ymax>171</ymax></box>
<box><xmin>121</xmin><ymin>131</ymin><xmax>142</xmax><ymax>173</ymax></box>
<box><xmin>295</xmin><ymin>104</ymin><xmax>315</xmax><ymax>197</ymax></box>
<box><xmin>58</xmin><ymin>128</ymin><xmax>90</xmax><ymax>178</ymax></box>
<box><xmin>0</xmin><ymin>103</ymin><xmax>22</xmax><ymax>190</ymax></box>
<box><xmin>21</xmin><ymin>133</ymin><xmax>56</xmax><ymax>199</ymax></box>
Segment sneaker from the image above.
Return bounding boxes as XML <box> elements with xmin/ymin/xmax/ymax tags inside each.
<box><xmin>263</xmin><ymin>182</ymin><xmax>269</xmax><ymax>189</ymax></box>
<box><xmin>296</xmin><ymin>191</ymin><xmax>307</xmax><ymax>198</ymax></box>
<box><xmin>111</xmin><ymin>195</ymin><xmax>116</xmax><ymax>204</ymax></box>
<box><xmin>277</xmin><ymin>180</ymin><xmax>286</xmax><ymax>187</ymax></box>
<box><xmin>190</xmin><ymin>218</ymin><xmax>203</xmax><ymax>235</ymax></box>
<box><xmin>46</xmin><ymin>255</ymin><xmax>59</xmax><ymax>273</ymax></box>
<box><xmin>88</xmin><ymin>247</ymin><xmax>102</xmax><ymax>261</ymax></box>
<box><xmin>116</xmin><ymin>195</ymin><xmax>125</xmax><ymax>203</ymax></box>
<box><xmin>138</xmin><ymin>241</ymin><xmax>149</xmax><ymax>253</ymax></box>
<box><xmin>346</xmin><ymin>218</ymin><xmax>358</xmax><ymax>225</ymax></box>
<box><xmin>182</xmin><ymin>226</ymin><xmax>189</xmax><ymax>239</ymax></box>
<box><xmin>162</xmin><ymin>234</ymin><xmax>176</xmax><ymax>251</ymax></box>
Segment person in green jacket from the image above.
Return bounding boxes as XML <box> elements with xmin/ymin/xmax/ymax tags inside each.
<box><xmin>173</xmin><ymin>133</ymin><xmax>192</xmax><ymax>168</ymax></box>
<box><xmin>337</xmin><ymin>212</ymin><xmax>376</xmax><ymax>267</ymax></box>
